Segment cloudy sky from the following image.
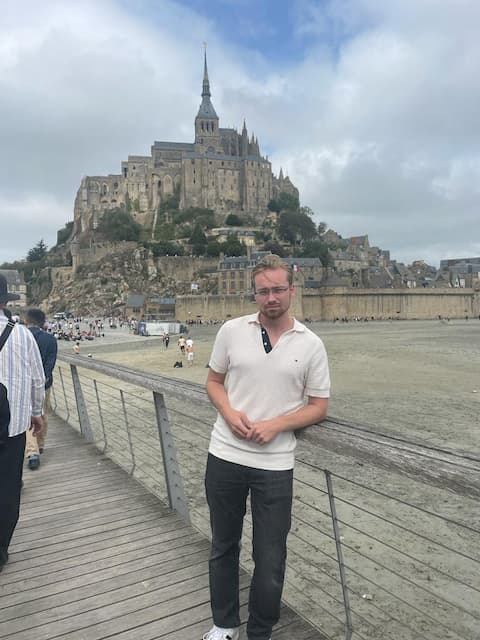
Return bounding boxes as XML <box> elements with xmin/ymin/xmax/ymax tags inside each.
<box><xmin>1</xmin><ymin>0</ymin><xmax>479</xmax><ymax>266</ymax></box>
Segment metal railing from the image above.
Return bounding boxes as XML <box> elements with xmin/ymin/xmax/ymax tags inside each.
<box><xmin>52</xmin><ymin>353</ymin><xmax>480</xmax><ymax>640</ymax></box>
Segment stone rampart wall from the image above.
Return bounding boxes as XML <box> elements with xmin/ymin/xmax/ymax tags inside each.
<box><xmin>176</xmin><ymin>288</ymin><xmax>480</xmax><ymax>321</ymax></box>
<box><xmin>156</xmin><ymin>256</ymin><xmax>218</xmax><ymax>281</ymax></box>
<box><xmin>303</xmin><ymin>288</ymin><xmax>479</xmax><ymax>320</ymax></box>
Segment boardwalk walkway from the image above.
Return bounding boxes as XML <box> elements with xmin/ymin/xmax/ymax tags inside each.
<box><xmin>0</xmin><ymin>415</ymin><xmax>325</xmax><ymax>640</ymax></box>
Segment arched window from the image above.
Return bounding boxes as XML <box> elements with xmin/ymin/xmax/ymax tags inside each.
<box><xmin>163</xmin><ymin>175</ymin><xmax>173</xmax><ymax>195</ymax></box>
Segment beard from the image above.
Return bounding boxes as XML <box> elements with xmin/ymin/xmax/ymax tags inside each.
<box><xmin>261</xmin><ymin>305</ymin><xmax>285</xmax><ymax>318</ymax></box>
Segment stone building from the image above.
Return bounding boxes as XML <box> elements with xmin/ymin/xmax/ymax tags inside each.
<box><xmin>0</xmin><ymin>270</ymin><xmax>27</xmax><ymax>307</ymax></box>
<box><xmin>73</xmin><ymin>53</ymin><xmax>298</xmax><ymax>238</ymax></box>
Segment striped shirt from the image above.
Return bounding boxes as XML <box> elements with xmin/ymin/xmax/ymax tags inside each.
<box><xmin>0</xmin><ymin>312</ymin><xmax>45</xmax><ymax>437</ymax></box>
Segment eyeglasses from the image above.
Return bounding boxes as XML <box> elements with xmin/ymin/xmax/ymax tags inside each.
<box><xmin>254</xmin><ymin>286</ymin><xmax>290</xmax><ymax>297</ymax></box>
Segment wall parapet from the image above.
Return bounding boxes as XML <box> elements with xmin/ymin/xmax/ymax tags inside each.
<box><xmin>176</xmin><ymin>287</ymin><xmax>479</xmax><ymax>321</ymax></box>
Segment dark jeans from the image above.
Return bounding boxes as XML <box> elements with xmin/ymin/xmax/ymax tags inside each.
<box><xmin>205</xmin><ymin>454</ymin><xmax>293</xmax><ymax>640</ymax></box>
<box><xmin>0</xmin><ymin>432</ymin><xmax>26</xmax><ymax>559</ymax></box>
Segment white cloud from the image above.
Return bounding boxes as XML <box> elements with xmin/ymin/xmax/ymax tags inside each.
<box><xmin>1</xmin><ymin>0</ymin><xmax>479</xmax><ymax>267</ymax></box>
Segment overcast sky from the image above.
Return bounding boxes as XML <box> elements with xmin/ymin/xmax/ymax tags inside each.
<box><xmin>1</xmin><ymin>0</ymin><xmax>479</xmax><ymax>266</ymax></box>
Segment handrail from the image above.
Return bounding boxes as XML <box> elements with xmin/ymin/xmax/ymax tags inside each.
<box><xmin>52</xmin><ymin>352</ymin><xmax>480</xmax><ymax>640</ymax></box>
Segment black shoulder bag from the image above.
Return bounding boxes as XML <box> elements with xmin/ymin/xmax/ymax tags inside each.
<box><xmin>0</xmin><ymin>319</ymin><xmax>15</xmax><ymax>445</ymax></box>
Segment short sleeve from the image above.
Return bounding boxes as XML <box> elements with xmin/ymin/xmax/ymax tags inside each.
<box><xmin>208</xmin><ymin>323</ymin><xmax>230</xmax><ymax>374</ymax></box>
<box><xmin>304</xmin><ymin>339</ymin><xmax>330</xmax><ymax>398</ymax></box>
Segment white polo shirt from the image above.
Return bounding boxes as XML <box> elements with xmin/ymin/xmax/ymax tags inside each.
<box><xmin>208</xmin><ymin>313</ymin><xmax>330</xmax><ymax>470</ymax></box>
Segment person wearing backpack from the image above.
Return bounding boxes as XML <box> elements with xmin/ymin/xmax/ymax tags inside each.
<box><xmin>0</xmin><ymin>275</ymin><xmax>45</xmax><ymax>572</ymax></box>
<box><xmin>24</xmin><ymin>308</ymin><xmax>58</xmax><ymax>470</ymax></box>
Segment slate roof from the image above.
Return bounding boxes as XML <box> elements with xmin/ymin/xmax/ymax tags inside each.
<box><xmin>153</xmin><ymin>142</ymin><xmax>195</xmax><ymax>151</ymax></box>
<box><xmin>0</xmin><ymin>269</ymin><xmax>25</xmax><ymax>285</ymax></box>
<box><xmin>126</xmin><ymin>294</ymin><xmax>145</xmax><ymax>307</ymax></box>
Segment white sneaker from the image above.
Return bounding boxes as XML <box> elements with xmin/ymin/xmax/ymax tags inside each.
<box><xmin>202</xmin><ymin>625</ymin><xmax>240</xmax><ymax>640</ymax></box>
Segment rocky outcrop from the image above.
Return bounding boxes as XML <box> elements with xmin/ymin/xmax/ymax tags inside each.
<box><xmin>43</xmin><ymin>247</ymin><xmax>218</xmax><ymax>315</ymax></box>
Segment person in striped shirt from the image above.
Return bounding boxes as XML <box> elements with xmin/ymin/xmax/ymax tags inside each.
<box><xmin>0</xmin><ymin>275</ymin><xmax>45</xmax><ymax>572</ymax></box>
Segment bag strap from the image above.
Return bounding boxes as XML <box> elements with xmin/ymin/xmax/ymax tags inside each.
<box><xmin>0</xmin><ymin>320</ymin><xmax>15</xmax><ymax>352</ymax></box>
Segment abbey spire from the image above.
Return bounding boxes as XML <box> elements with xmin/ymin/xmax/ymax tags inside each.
<box><xmin>202</xmin><ymin>50</ymin><xmax>211</xmax><ymax>98</ymax></box>
<box><xmin>196</xmin><ymin>49</ymin><xmax>218</xmax><ymax>120</ymax></box>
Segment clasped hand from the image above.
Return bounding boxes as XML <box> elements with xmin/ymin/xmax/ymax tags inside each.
<box><xmin>225</xmin><ymin>409</ymin><xmax>278</xmax><ymax>444</ymax></box>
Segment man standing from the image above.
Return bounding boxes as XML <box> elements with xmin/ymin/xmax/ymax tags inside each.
<box><xmin>203</xmin><ymin>255</ymin><xmax>330</xmax><ymax>640</ymax></box>
<box><xmin>24</xmin><ymin>308</ymin><xmax>58</xmax><ymax>470</ymax></box>
<box><xmin>0</xmin><ymin>276</ymin><xmax>45</xmax><ymax>572</ymax></box>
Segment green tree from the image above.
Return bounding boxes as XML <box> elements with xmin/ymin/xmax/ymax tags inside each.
<box><xmin>173</xmin><ymin>207</ymin><xmax>215</xmax><ymax>228</ymax></box>
<box><xmin>145</xmin><ymin>241</ymin><xmax>184</xmax><ymax>256</ymax></box>
<box><xmin>222</xmin><ymin>235</ymin><xmax>245</xmax><ymax>256</ymax></box>
<box><xmin>158</xmin><ymin>193</ymin><xmax>180</xmax><ymax>214</ymax></box>
<box><xmin>156</xmin><ymin>222</ymin><xmax>175</xmax><ymax>241</ymax></box>
<box><xmin>96</xmin><ymin>208</ymin><xmax>141</xmax><ymax>241</ymax></box>
<box><xmin>206</xmin><ymin>240</ymin><xmax>222</xmax><ymax>257</ymax></box>
<box><xmin>189</xmin><ymin>223</ymin><xmax>207</xmax><ymax>246</ymax></box>
<box><xmin>225</xmin><ymin>213</ymin><xmax>242</xmax><ymax>226</ymax></box>
<box><xmin>278</xmin><ymin>210</ymin><xmax>316</xmax><ymax>246</ymax></box>
<box><xmin>278</xmin><ymin>191</ymin><xmax>300</xmax><ymax>212</ymax></box>
<box><xmin>27</xmin><ymin>239</ymin><xmax>48</xmax><ymax>262</ymax></box>
<box><xmin>298</xmin><ymin>240</ymin><xmax>332</xmax><ymax>267</ymax></box>
<box><xmin>317</xmin><ymin>221</ymin><xmax>327</xmax><ymax>236</ymax></box>
<box><xmin>262</xmin><ymin>241</ymin><xmax>285</xmax><ymax>257</ymax></box>
<box><xmin>267</xmin><ymin>198</ymin><xmax>281</xmax><ymax>213</ymax></box>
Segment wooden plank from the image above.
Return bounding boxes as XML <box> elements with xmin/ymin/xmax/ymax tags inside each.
<box><xmin>0</xmin><ymin>414</ymin><xmax>324</xmax><ymax>639</ymax></box>
<box><xmin>0</xmin><ymin>540</ymin><xmax>210</xmax><ymax>610</ymax></box>
<box><xmin>0</xmin><ymin>550</ymin><xmax>208</xmax><ymax>623</ymax></box>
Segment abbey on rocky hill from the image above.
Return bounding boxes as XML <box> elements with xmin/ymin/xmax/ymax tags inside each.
<box><xmin>73</xmin><ymin>53</ymin><xmax>298</xmax><ymax>236</ymax></box>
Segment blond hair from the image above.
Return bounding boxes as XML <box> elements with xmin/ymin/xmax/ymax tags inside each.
<box><xmin>251</xmin><ymin>254</ymin><xmax>293</xmax><ymax>289</ymax></box>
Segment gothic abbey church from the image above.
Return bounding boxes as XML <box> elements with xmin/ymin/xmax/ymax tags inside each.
<box><xmin>73</xmin><ymin>54</ymin><xmax>298</xmax><ymax>236</ymax></box>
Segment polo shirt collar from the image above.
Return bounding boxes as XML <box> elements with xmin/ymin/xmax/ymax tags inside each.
<box><xmin>247</xmin><ymin>312</ymin><xmax>305</xmax><ymax>332</ymax></box>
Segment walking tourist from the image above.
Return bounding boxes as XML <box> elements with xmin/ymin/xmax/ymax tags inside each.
<box><xmin>178</xmin><ymin>334</ymin><xmax>186</xmax><ymax>354</ymax></box>
<box><xmin>203</xmin><ymin>255</ymin><xmax>330</xmax><ymax>640</ymax></box>
<box><xmin>24</xmin><ymin>308</ymin><xmax>58</xmax><ymax>470</ymax></box>
<box><xmin>0</xmin><ymin>275</ymin><xmax>45</xmax><ymax>572</ymax></box>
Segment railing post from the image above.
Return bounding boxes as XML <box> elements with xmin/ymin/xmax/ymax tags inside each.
<box><xmin>58</xmin><ymin>367</ymin><xmax>70</xmax><ymax>422</ymax></box>
<box><xmin>70</xmin><ymin>364</ymin><xmax>94</xmax><ymax>443</ymax></box>
<box><xmin>153</xmin><ymin>390</ymin><xmax>190</xmax><ymax>523</ymax></box>
<box><xmin>325</xmin><ymin>470</ymin><xmax>353</xmax><ymax>640</ymax></box>
<box><xmin>120</xmin><ymin>389</ymin><xmax>136</xmax><ymax>474</ymax></box>
<box><xmin>93</xmin><ymin>379</ymin><xmax>108</xmax><ymax>453</ymax></box>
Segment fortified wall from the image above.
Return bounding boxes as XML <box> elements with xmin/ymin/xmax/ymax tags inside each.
<box><xmin>176</xmin><ymin>288</ymin><xmax>480</xmax><ymax>322</ymax></box>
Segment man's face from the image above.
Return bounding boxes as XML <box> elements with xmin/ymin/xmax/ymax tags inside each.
<box><xmin>254</xmin><ymin>268</ymin><xmax>294</xmax><ymax>320</ymax></box>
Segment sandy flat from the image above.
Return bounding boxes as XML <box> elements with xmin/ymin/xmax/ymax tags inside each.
<box><xmin>76</xmin><ymin>318</ymin><xmax>480</xmax><ymax>454</ymax></box>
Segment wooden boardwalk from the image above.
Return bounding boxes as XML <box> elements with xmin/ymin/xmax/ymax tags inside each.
<box><xmin>0</xmin><ymin>416</ymin><xmax>326</xmax><ymax>640</ymax></box>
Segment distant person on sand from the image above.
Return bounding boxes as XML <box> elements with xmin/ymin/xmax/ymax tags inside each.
<box><xmin>202</xmin><ymin>255</ymin><xmax>330</xmax><ymax>640</ymax></box>
<box><xmin>73</xmin><ymin>342</ymin><xmax>80</xmax><ymax>355</ymax></box>
<box><xmin>178</xmin><ymin>335</ymin><xmax>186</xmax><ymax>354</ymax></box>
<box><xmin>186</xmin><ymin>344</ymin><xmax>194</xmax><ymax>366</ymax></box>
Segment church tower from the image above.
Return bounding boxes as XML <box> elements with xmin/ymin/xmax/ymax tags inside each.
<box><xmin>194</xmin><ymin>51</ymin><xmax>221</xmax><ymax>153</ymax></box>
